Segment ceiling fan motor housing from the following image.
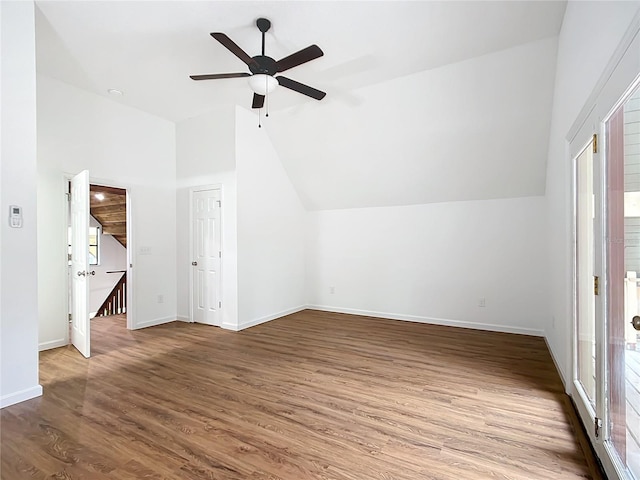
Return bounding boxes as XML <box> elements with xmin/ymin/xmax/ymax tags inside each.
<box><xmin>249</xmin><ymin>56</ymin><xmax>278</xmax><ymax>76</ymax></box>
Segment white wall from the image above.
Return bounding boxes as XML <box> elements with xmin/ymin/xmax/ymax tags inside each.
<box><xmin>175</xmin><ymin>107</ymin><xmax>238</xmax><ymax>328</ymax></box>
<box><xmin>1</xmin><ymin>0</ymin><xmax>43</xmax><ymax>407</ymax></box>
<box><xmin>236</xmin><ymin>107</ymin><xmax>307</xmax><ymax>329</ymax></box>
<box><xmin>88</xmin><ymin>217</ymin><xmax>127</xmax><ymax>316</ymax></box>
<box><xmin>308</xmin><ymin>196</ymin><xmax>549</xmax><ymax>336</ymax></box>
<box><xmin>37</xmin><ymin>75</ymin><xmax>177</xmax><ymax>348</ymax></box>
<box><xmin>545</xmin><ymin>1</ymin><xmax>640</xmax><ymax>384</ymax></box>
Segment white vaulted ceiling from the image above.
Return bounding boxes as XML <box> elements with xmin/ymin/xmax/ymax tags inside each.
<box><xmin>35</xmin><ymin>0</ymin><xmax>566</xmax><ymax>209</ymax></box>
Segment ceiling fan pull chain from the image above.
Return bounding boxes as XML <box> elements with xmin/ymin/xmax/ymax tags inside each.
<box><xmin>258</xmin><ymin>107</ymin><xmax>262</xmax><ymax>128</ymax></box>
<box><xmin>265</xmin><ymin>76</ymin><xmax>270</xmax><ymax>118</ymax></box>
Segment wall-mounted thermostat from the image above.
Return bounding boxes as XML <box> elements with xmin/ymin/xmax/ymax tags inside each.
<box><xmin>9</xmin><ymin>205</ymin><xmax>22</xmax><ymax>228</ymax></box>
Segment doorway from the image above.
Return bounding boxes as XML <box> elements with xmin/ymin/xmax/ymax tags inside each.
<box><xmin>67</xmin><ymin>172</ymin><xmax>133</xmax><ymax>357</ymax></box>
<box><xmin>87</xmin><ymin>184</ymin><xmax>129</xmax><ymax>348</ymax></box>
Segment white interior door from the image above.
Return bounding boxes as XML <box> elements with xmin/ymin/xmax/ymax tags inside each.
<box><xmin>573</xmin><ymin>134</ymin><xmax>603</xmax><ymax>442</ymax></box>
<box><xmin>191</xmin><ymin>188</ymin><xmax>221</xmax><ymax>326</ymax></box>
<box><xmin>71</xmin><ymin>170</ymin><xmax>90</xmax><ymax>357</ymax></box>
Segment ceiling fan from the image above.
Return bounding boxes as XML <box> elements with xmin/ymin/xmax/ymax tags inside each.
<box><xmin>190</xmin><ymin>18</ymin><xmax>326</xmax><ymax>109</ymax></box>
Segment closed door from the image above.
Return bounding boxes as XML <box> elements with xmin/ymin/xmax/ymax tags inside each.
<box><xmin>191</xmin><ymin>189</ymin><xmax>221</xmax><ymax>326</ymax></box>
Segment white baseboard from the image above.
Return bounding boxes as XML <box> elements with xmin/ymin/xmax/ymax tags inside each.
<box><xmin>176</xmin><ymin>315</ymin><xmax>190</xmax><ymax>323</ymax></box>
<box><xmin>306</xmin><ymin>305</ymin><xmax>545</xmax><ymax>337</ymax></box>
<box><xmin>238</xmin><ymin>305</ymin><xmax>305</xmax><ymax>331</ymax></box>
<box><xmin>236</xmin><ymin>305</ymin><xmax>307</xmax><ymax>331</ymax></box>
<box><xmin>221</xmin><ymin>305</ymin><xmax>307</xmax><ymax>332</ymax></box>
<box><xmin>1</xmin><ymin>385</ymin><xmax>43</xmax><ymax>409</ymax></box>
<box><xmin>39</xmin><ymin>338</ymin><xmax>68</xmax><ymax>351</ymax></box>
<box><xmin>132</xmin><ymin>316</ymin><xmax>177</xmax><ymax>330</ymax></box>
<box><xmin>544</xmin><ymin>334</ymin><xmax>568</xmax><ymax>391</ymax></box>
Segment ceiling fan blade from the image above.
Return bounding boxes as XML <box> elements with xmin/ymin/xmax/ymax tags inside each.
<box><xmin>252</xmin><ymin>93</ymin><xmax>265</xmax><ymax>109</ymax></box>
<box><xmin>275</xmin><ymin>45</ymin><xmax>323</xmax><ymax>73</ymax></box>
<box><xmin>190</xmin><ymin>73</ymin><xmax>251</xmax><ymax>80</ymax></box>
<box><xmin>211</xmin><ymin>32</ymin><xmax>257</xmax><ymax>67</ymax></box>
<box><xmin>276</xmin><ymin>76</ymin><xmax>326</xmax><ymax>100</ymax></box>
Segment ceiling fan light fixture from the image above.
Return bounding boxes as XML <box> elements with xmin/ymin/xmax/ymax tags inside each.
<box><xmin>248</xmin><ymin>74</ymin><xmax>278</xmax><ymax>95</ymax></box>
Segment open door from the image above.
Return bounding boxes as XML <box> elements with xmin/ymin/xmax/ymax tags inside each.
<box><xmin>70</xmin><ymin>170</ymin><xmax>91</xmax><ymax>357</ymax></box>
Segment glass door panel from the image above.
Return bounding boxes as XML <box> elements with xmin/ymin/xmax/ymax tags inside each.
<box><xmin>608</xmin><ymin>84</ymin><xmax>640</xmax><ymax>479</ymax></box>
<box><xmin>576</xmin><ymin>139</ymin><xmax>597</xmax><ymax>408</ymax></box>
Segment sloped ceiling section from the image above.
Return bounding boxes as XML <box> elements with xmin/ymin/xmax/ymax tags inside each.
<box><xmin>35</xmin><ymin>0</ymin><xmax>566</xmax><ymax>210</ymax></box>
<box><xmin>266</xmin><ymin>36</ymin><xmax>559</xmax><ymax>210</ymax></box>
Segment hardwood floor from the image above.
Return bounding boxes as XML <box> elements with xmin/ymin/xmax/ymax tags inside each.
<box><xmin>1</xmin><ymin>310</ymin><xmax>600</xmax><ymax>479</ymax></box>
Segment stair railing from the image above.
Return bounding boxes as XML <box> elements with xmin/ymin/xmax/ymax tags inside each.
<box><xmin>95</xmin><ymin>271</ymin><xmax>126</xmax><ymax>317</ymax></box>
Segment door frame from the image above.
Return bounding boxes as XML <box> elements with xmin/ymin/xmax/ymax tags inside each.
<box><xmin>188</xmin><ymin>184</ymin><xmax>223</xmax><ymax>325</ymax></box>
<box><xmin>63</xmin><ymin>174</ymin><xmax>135</xmax><ymax>335</ymax></box>
<box><xmin>568</xmin><ymin>10</ymin><xmax>640</xmax><ymax>479</ymax></box>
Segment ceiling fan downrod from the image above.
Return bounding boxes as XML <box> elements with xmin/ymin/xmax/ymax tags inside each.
<box><xmin>256</xmin><ymin>18</ymin><xmax>270</xmax><ymax>57</ymax></box>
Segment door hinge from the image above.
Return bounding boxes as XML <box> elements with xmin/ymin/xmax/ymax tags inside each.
<box><xmin>68</xmin><ymin>253</ymin><xmax>72</xmax><ymax>262</ymax></box>
<box><xmin>595</xmin><ymin>417</ymin><xmax>602</xmax><ymax>438</ymax></box>
<box><xmin>217</xmin><ymin>200</ymin><xmax>221</xmax><ymax>208</ymax></box>
<box><xmin>218</xmin><ymin>301</ymin><xmax>221</xmax><ymax>308</ymax></box>
<box><xmin>68</xmin><ymin>313</ymin><xmax>72</xmax><ymax>323</ymax></box>
<box><xmin>594</xmin><ymin>276</ymin><xmax>599</xmax><ymax>296</ymax></box>
<box><xmin>593</xmin><ymin>133</ymin><xmax>598</xmax><ymax>154</ymax></box>
<box><xmin>219</xmin><ymin>251</ymin><xmax>221</xmax><ymax>258</ymax></box>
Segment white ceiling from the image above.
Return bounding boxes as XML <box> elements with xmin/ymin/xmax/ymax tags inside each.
<box><xmin>35</xmin><ymin>0</ymin><xmax>567</xmax><ymax>210</ymax></box>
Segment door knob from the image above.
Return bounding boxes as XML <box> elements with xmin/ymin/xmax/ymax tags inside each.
<box><xmin>88</xmin><ymin>270</ymin><xmax>96</xmax><ymax>276</ymax></box>
<box><xmin>192</xmin><ymin>261</ymin><xmax>198</xmax><ymax>266</ymax></box>
<box><xmin>632</xmin><ymin>316</ymin><xmax>640</xmax><ymax>331</ymax></box>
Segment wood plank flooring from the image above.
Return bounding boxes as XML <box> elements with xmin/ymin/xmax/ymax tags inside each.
<box><xmin>1</xmin><ymin>310</ymin><xmax>600</xmax><ymax>479</ymax></box>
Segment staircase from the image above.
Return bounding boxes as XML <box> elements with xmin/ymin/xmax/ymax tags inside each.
<box><xmin>95</xmin><ymin>272</ymin><xmax>126</xmax><ymax>317</ymax></box>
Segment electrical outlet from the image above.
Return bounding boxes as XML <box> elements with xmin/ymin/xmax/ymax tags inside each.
<box><xmin>329</xmin><ymin>286</ymin><xmax>335</xmax><ymax>294</ymax></box>
<box><xmin>478</xmin><ymin>297</ymin><xmax>486</xmax><ymax>307</ymax></box>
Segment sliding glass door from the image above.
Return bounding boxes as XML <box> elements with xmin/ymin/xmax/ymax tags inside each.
<box><xmin>573</xmin><ymin>79</ymin><xmax>640</xmax><ymax>480</ymax></box>
<box><xmin>605</xmin><ymin>84</ymin><xmax>640</xmax><ymax>479</ymax></box>
<box><xmin>569</xmin><ymin>12</ymin><xmax>640</xmax><ymax>478</ymax></box>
